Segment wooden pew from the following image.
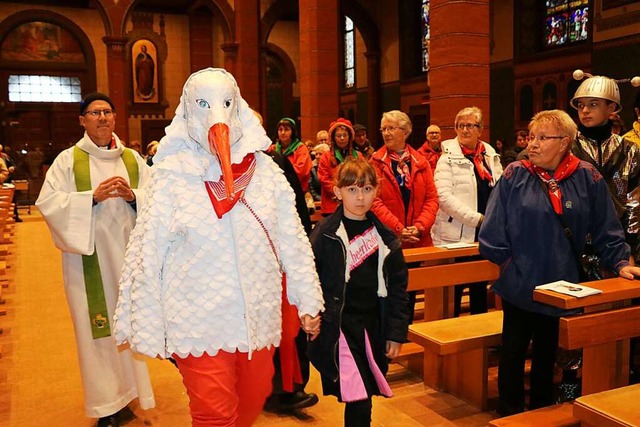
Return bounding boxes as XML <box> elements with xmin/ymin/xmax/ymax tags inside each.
<box><xmin>489</xmin><ymin>403</ymin><xmax>579</xmax><ymax>427</ymax></box>
<box><xmin>534</xmin><ymin>277</ymin><xmax>640</xmax><ymax>396</ymax></box>
<box><xmin>408</xmin><ymin>310</ymin><xmax>503</xmax><ymax>410</ymax></box>
<box><xmin>573</xmin><ymin>384</ymin><xmax>640</xmax><ymax>427</ymax></box>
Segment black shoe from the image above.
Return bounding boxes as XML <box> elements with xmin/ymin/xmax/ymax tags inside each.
<box><xmin>97</xmin><ymin>414</ymin><xmax>119</xmax><ymax>427</ymax></box>
<box><xmin>14</xmin><ymin>217</ymin><xmax>22</xmax><ymax>223</ymax></box>
<box><xmin>278</xmin><ymin>391</ymin><xmax>319</xmax><ymax>411</ymax></box>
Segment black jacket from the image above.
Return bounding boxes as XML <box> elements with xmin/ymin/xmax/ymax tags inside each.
<box><xmin>307</xmin><ymin>205</ymin><xmax>411</xmax><ymax>381</ymax></box>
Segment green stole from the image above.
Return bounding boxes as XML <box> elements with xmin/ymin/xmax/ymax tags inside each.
<box><xmin>73</xmin><ymin>146</ymin><xmax>139</xmax><ymax>339</ymax></box>
<box><xmin>335</xmin><ymin>148</ymin><xmax>358</xmax><ymax>164</ymax></box>
<box><xmin>276</xmin><ymin>138</ymin><xmax>303</xmax><ymax>157</ymax></box>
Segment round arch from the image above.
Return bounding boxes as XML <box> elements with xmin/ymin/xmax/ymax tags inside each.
<box><xmin>0</xmin><ymin>9</ymin><xmax>97</xmax><ymax>89</ymax></box>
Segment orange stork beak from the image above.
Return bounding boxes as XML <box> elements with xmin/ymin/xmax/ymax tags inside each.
<box><xmin>208</xmin><ymin>123</ymin><xmax>234</xmax><ymax>199</ymax></box>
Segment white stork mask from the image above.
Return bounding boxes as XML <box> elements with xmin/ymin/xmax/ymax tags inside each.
<box><xmin>153</xmin><ymin>68</ymin><xmax>271</xmax><ymax>200</ymax></box>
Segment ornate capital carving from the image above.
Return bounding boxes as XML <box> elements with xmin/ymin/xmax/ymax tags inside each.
<box><xmin>102</xmin><ymin>36</ymin><xmax>128</xmax><ymax>52</ymax></box>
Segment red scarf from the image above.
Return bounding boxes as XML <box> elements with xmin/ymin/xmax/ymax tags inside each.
<box><xmin>460</xmin><ymin>142</ymin><xmax>493</xmax><ymax>182</ymax></box>
<box><xmin>388</xmin><ymin>150</ymin><xmax>412</xmax><ymax>190</ymax></box>
<box><xmin>204</xmin><ymin>153</ymin><xmax>256</xmax><ymax>218</ymax></box>
<box><xmin>522</xmin><ymin>152</ymin><xmax>580</xmax><ymax>214</ymax></box>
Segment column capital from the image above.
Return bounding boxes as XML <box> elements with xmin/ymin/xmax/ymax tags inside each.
<box><xmin>220</xmin><ymin>42</ymin><xmax>239</xmax><ymax>58</ymax></box>
<box><xmin>102</xmin><ymin>36</ymin><xmax>128</xmax><ymax>52</ymax></box>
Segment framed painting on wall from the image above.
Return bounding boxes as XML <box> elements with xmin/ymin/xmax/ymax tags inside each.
<box><xmin>131</xmin><ymin>39</ymin><xmax>158</xmax><ymax>103</ymax></box>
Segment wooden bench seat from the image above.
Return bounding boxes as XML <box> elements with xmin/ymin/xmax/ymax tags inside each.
<box><xmin>488</xmin><ymin>403</ymin><xmax>579</xmax><ymax>426</ymax></box>
<box><xmin>573</xmin><ymin>384</ymin><xmax>640</xmax><ymax>427</ymax></box>
<box><xmin>560</xmin><ymin>305</ymin><xmax>640</xmax><ymax>395</ymax></box>
<box><xmin>408</xmin><ymin>310</ymin><xmax>503</xmax><ymax>409</ymax></box>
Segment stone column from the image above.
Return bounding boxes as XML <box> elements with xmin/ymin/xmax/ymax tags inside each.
<box><xmin>102</xmin><ymin>36</ymin><xmax>129</xmax><ymax>142</ymax></box>
<box><xmin>365</xmin><ymin>50</ymin><xmax>381</xmax><ymax>148</ymax></box>
<box><xmin>189</xmin><ymin>9</ymin><xmax>214</xmax><ymax>73</ymax></box>
<box><xmin>221</xmin><ymin>43</ymin><xmax>238</xmax><ymax>75</ymax></box>
<box><xmin>233</xmin><ymin>0</ymin><xmax>262</xmax><ymax>110</ymax></box>
<box><xmin>299</xmin><ymin>0</ymin><xmax>339</xmax><ymax>141</ymax></box>
<box><xmin>429</xmin><ymin>0</ymin><xmax>490</xmax><ymax>140</ymax></box>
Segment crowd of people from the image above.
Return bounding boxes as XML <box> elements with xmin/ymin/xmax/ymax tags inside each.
<box><xmin>33</xmin><ymin>67</ymin><xmax>640</xmax><ymax>427</ymax></box>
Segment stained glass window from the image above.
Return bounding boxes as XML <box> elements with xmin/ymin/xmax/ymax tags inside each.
<box><xmin>8</xmin><ymin>74</ymin><xmax>81</xmax><ymax>102</ymax></box>
<box><xmin>422</xmin><ymin>0</ymin><xmax>430</xmax><ymax>72</ymax></box>
<box><xmin>545</xmin><ymin>0</ymin><xmax>589</xmax><ymax>47</ymax></box>
<box><xmin>344</xmin><ymin>16</ymin><xmax>355</xmax><ymax>88</ymax></box>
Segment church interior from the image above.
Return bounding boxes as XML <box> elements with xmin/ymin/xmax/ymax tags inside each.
<box><xmin>1</xmin><ymin>0</ymin><xmax>640</xmax><ymax>426</ymax></box>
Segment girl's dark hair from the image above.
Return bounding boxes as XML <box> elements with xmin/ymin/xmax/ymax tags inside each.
<box><xmin>335</xmin><ymin>157</ymin><xmax>379</xmax><ymax>188</ymax></box>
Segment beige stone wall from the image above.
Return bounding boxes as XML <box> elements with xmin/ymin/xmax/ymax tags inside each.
<box><xmin>126</xmin><ymin>13</ymin><xmax>191</xmax><ymax>143</ymax></box>
<box><xmin>268</xmin><ymin>21</ymin><xmax>300</xmax><ymax>96</ymax></box>
<box><xmin>374</xmin><ymin>2</ymin><xmax>400</xmax><ymax>84</ymax></box>
<box><xmin>355</xmin><ymin>27</ymin><xmax>368</xmax><ymax>88</ymax></box>
<box><xmin>490</xmin><ymin>0</ymin><xmax>514</xmax><ymax>63</ymax></box>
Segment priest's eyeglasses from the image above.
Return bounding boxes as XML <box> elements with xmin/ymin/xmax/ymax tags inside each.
<box><xmin>84</xmin><ymin>109</ymin><xmax>114</xmax><ymax>118</ymax></box>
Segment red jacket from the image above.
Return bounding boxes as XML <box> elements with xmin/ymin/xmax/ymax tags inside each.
<box><xmin>317</xmin><ymin>150</ymin><xmax>363</xmax><ymax>214</ymax></box>
<box><xmin>370</xmin><ymin>145</ymin><xmax>439</xmax><ymax>248</ymax></box>
<box><xmin>270</xmin><ymin>143</ymin><xmax>312</xmax><ymax>192</ymax></box>
<box><xmin>417</xmin><ymin>142</ymin><xmax>441</xmax><ymax>175</ymax></box>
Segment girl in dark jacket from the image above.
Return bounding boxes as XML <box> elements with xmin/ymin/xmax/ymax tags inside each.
<box><xmin>308</xmin><ymin>158</ymin><xmax>411</xmax><ymax>426</ymax></box>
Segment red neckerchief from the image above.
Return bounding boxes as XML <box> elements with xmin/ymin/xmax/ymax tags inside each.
<box><xmin>204</xmin><ymin>153</ymin><xmax>256</xmax><ymax>218</ymax></box>
<box><xmin>460</xmin><ymin>142</ymin><xmax>492</xmax><ymax>182</ymax></box>
<box><xmin>109</xmin><ymin>138</ymin><xmax>116</xmax><ymax>149</ymax></box>
<box><xmin>388</xmin><ymin>150</ymin><xmax>412</xmax><ymax>190</ymax></box>
<box><xmin>522</xmin><ymin>152</ymin><xmax>580</xmax><ymax>214</ymax></box>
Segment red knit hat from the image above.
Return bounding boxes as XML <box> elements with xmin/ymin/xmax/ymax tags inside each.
<box><xmin>328</xmin><ymin>118</ymin><xmax>355</xmax><ymax>142</ymax></box>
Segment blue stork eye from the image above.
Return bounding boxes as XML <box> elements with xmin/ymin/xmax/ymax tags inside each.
<box><xmin>196</xmin><ymin>99</ymin><xmax>210</xmax><ymax>109</ymax></box>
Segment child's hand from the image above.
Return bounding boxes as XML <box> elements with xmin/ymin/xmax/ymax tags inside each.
<box><xmin>300</xmin><ymin>314</ymin><xmax>321</xmax><ymax>340</ymax></box>
<box><xmin>385</xmin><ymin>340</ymin><xmax>402</xmax><ymax>359</ymax></box>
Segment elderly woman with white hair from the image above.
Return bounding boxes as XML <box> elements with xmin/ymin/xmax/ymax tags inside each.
<box><xmin>479</xmin><ymin>109</ymin><xmax>640</xmax><ymax>416</ymax></box>
<box><xmin>432</xmin><ymin>106</ymin><xmax>502</xmax><ymax>317</ymax></box>
<box><xmin>370</xmin><ymin>110</ymin><xmax>438</xmax><ymax>249</ymax></box>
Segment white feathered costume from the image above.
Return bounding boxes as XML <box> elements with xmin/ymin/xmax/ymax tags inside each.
<box><xmin>113</xmin><ymin>68</ymin><xmax>324</xmax><ymax>360</ymax></box>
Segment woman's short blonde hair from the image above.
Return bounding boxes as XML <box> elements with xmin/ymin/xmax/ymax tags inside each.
<box><xmin>455</xmin><ymin>107</ymin><xmax>483</xmax><ymax>129</ymax></box>
<box><xmin>528</xmin><ymin>109</ymin><xmax>578</xmax><ymax>141</ymax></box>
<box><xmin>381</xmin><ymin>110</ymin><xmax>412</xmax><ymax>136</ymax></box>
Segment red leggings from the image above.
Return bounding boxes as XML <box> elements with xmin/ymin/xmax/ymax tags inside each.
<box><xmin>174</xmin><ymin>348</ymin><xmax>274</xmax><ymax>427</ymax></box>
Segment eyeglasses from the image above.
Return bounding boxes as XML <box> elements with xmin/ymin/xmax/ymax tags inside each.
<box><xmin>380</xmin><ymin>126</ymin><xmax>401</xmax><ymax>133</ymax></box>
<box><xmin>529</xmin><ymin>135</ymin><xmax>566</xmax><ymax>142</ymax></box>
<box><xmin>84</xmin><ymin>109</ymin><xmax>114</xmax><ymax>118</ymax></box>
<box><xmin>456</xmin><ymin>123</ymin><xmax>480</xmax><ymax>131</ymax></box>
<box><xmin>334</xmin><ymin>132</ymin><xmax>350</xmax><ymax>139</ymax></box>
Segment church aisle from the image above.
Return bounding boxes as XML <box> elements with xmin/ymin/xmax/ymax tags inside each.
<box><xmin>0</xmin><ymin>213</ymin><xmax>494</xmax><ymax>426</ymax></box>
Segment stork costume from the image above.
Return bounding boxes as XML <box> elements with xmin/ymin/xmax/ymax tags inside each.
<box><xmin>36</xmin><ymin>131</ymin><xmax>154</xmax><ymax>418</ymax></box>
<box><xmin>113</xmin><ymin>68</ymin><xmax>324</xmax><ymax>426</ymax></box>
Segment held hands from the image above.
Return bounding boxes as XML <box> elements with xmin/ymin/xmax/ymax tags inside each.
<box><xmin>93</xmin><ymin>176</ymin><xmax>135</xmax><ymax>204</ymax></box>
<box><xmin>400</xmin><ymin>226</ymin><xmax>421</xmax><ymax>244</ymax></box>
<box><xmin>385</xmin><ymin>340</ymin><xmax>402</xmax><ymax>359</ymax></box>
<box><xmin>300</xmin><ymin>314</ymin><xmax>321</xmax><ymax>341</ymax></box>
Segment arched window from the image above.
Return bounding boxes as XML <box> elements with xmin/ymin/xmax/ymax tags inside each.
<box><xmin>519</xmin><ymin>84</ymin><xmax>534</xmax><ymax>123</ymax></box>
<box><xmin>544</xmin><ymin>0</ymin><xmax>588</xmax><ymax>47</ymax></box>
<box><xmin>542</xmin><ymin>82</ymin><xmax>557</xmax><ymax>110</ymax></box>
<box><xmin>344</xmin><ymin>16</ymin><xmax>355</xmax><ymax>89</ymax></box>
<box><xmin>422</xmin><ymin>0</ymin><xmax>430</xmax><ymax>72</ymax></box>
